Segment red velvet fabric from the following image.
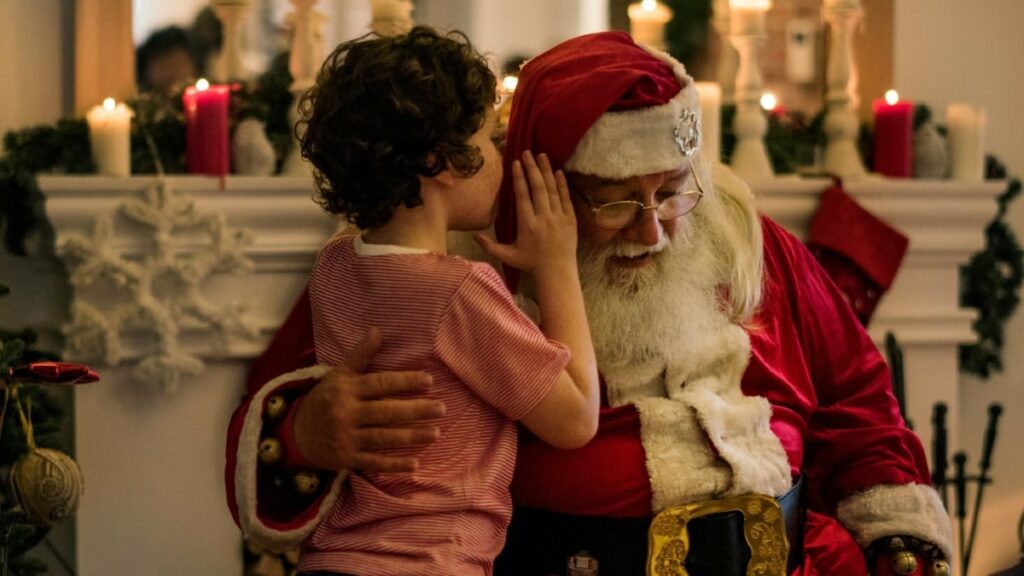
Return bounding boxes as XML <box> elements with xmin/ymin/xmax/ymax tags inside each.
<box><xmin>808</xmin><ymin>182</ymin><xmax>909</xmax><ymax>325</ymax></box>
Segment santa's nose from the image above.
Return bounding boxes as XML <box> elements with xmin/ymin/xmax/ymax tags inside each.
<box><xmin>622</xmin><ymin>207</ymin><xmax>663</xmax><ymax>246</ymax></box>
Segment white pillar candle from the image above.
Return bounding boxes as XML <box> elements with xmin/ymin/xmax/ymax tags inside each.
<box><xmin>628</xmin><ymin>0</ymin><xmax>673</xmax><ymax>50</ymax></box>
<box><xmin>695</xmin><ymin>82</ymin><xmax>722</xmax><ymax>164</ymax></box>
<box><xmin>946</xmin><ymin>103</ymin><xmax>986</xmax><ymax>182</ymax></box>
<box><xmin>85</xmin><ymin>98</ymin><xmax>133</xmax><ymax>177</ymax></box>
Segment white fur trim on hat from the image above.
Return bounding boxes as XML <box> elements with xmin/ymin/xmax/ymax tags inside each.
<box><xmin>563</xmin><ymin>43</ymin><xmax>701</xmax><ymax>180</ymax></box>
<box><xmin>836</xmin><ymin>483</ymin><xmax>953</xmax><ymax>559</ymax></box>
<box><xmin>235</xmin><ymin>364</ymin><xmax>348</xmax><ymax>552</ymax></box>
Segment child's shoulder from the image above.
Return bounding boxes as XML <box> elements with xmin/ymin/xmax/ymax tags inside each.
<box><xmin>314</xmin><ymin>232</ymin><xmax>358</xmax><ymax>264</ymax></box>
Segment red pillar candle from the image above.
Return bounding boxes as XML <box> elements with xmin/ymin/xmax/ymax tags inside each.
<box><xmin>872</xmin><ymin>90</ymin><xmax>913</xmax><ymax>178</ymax></box>
<box><xmin>183</xmin><ymin>79</ymin><xmax>230</xmax><ymax>175</ymax></box>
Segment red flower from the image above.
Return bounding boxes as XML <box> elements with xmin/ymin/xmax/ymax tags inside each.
<box><xmin>9</xmin><ymin>362</ymin><xmax>100</xmax><ymax>385</ymax></box>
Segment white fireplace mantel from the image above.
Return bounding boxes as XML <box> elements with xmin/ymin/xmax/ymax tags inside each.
<box><xmin>36</xmin><ymin>174</ymin><xmax>1004</xmax><ymax>575</ymax></box>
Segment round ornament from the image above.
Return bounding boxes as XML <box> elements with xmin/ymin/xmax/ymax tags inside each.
<box><xmin>11</xmin><ymin>448</ymin><xmax>84</xmax><ymax>526</ymax></box>
<box><xmin>259</xmin><ymin>437</ymin><xmax>283</xmax><ymax>465</ymax></box>
<box><xmin>929</xmin><ymin>559</ymin><xmax>951</xmax><ymax>576</ymax></box>
<box><xmin>293</xmin><ymin>470</ymin><xmax>320</xmax><ymax>495</ymax></box>
<box><xmin>890</xmin><ymin>550</ymin><xmax>919</xmax><ymax>575</ymax></box>
<box><xmin>264</xmin><ymin>395</ymin><xmax>287</xmax><ymax>420</ymax></box>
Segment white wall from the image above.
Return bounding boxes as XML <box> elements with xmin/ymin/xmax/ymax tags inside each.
<box><xmin>895</xmin><ymin>2</ymin><xmax>1024</xmax><ymax>573</ymax></box>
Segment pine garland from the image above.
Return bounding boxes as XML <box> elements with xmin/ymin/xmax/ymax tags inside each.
<box><xmin>960</xmin><ymin>158</ymin><xmax>1023</xmax><ymax>378</ymax></box>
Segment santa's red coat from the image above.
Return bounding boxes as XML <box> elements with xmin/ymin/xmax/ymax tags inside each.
<box><xmin>225</xmin><ymin>217</ymin><xmax>947</xmax><ymax>574</ymax></box>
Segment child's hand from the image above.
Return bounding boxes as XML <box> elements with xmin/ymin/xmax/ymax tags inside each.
<box><xmin>475</xmin><ymin>150</ymin><xmax>577</xmax><ymax>275</ymax></box>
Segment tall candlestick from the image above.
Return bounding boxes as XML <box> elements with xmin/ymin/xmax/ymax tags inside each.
<box><xmin>712</xmin><ymin>0</ymin><xmax>737</xmax><ymax>102</ymax></box>
<box><xmin>628</xmin><ymin>0</ymin><xmax>673</xmax><ymax>50</ymax></box>
<box><xmin>371</xmin><ymin>0</ymin><xmax>414</xmax><ymax>36</ymax></box>
<box><xmin>86</xmin><ymin>98</ymin><xmax>133</xmax><ymax>177</ymax></box>
<box><xmin>727</xmin><ymin>0</ymin><xmax>773</xmax><ymax>180</ymax></box>
<box><xmin>729</xmin><ymin>0</ymin><xmax>770</xmax><ymax>35</ymax></box>
<box><xmin>820</xmin><ymin>0</ymin><xmax>867</xmax><ymax>180</ymax></box>
<box><xmin>872</xmin><ymin>90</ymin><xmax>913</xmax><ymax>178</ymax></box>
<box><xmin>946</xmin><ymin>103</ymin><xmax>986</xmax><ymax>182</ymax></box>
<box><xmin>695</xmin><ymin>82</ymin><xmax>722</xmax><ymax>164</ymax></box>
<box><xmin>211</xmin><ymin>0</ymin><xmax>252</xmax><ymax>82</ymax></box>
<box><xmin>282</xmin><ymin>0</ymin><xmax>325</xmax><ymax>176</ymax></box>
<box><xmin>183</xmin><ymin>79</ymin><xmax>231</xmax><ymax>176</ymax></box>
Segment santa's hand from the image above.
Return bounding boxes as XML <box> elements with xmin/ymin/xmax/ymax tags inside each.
<box><xmin>475</xmin><ymin>150</ymin><xmax>576</xmax><ymax>276</ymax></box>
<box><xmin>292</xmin><ymin>327</ymin><xmax>444</xmax><ymax>473</ymax></box>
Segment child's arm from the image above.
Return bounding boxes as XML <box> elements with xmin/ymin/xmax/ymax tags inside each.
<box><xmin>475</xmin><ymin>151</ymin><xmax>599</xmax><ymax>449</ymax></box>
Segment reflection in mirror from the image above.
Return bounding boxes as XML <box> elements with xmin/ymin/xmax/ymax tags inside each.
<box><xmin>132</xmin><ymin>0</ymin><xmax>609</xmax><ymax>94</ymax></box>
<box><xmin>133</xmin><ymin>0</ymin><xmax>825</xmax><ymax>115</ymax></box>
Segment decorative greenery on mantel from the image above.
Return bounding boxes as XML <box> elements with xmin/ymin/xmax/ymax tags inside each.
<box><xmin>960</xmin><ymin>159</ymin><xmax>1023</xmax><ymax>378</ymax></box>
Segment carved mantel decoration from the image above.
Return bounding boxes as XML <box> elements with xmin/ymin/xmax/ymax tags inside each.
<box><xmin>56</xmin><ymin>179</ymin><xmax>258</xmax><ymax>392</ymax></box>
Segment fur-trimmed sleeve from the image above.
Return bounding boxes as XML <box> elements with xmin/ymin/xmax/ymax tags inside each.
<box><xmin>758</xmin><ymin>217</ymin><xmax>952</xmax><ymax>556</ymax></box>
<box><xmin>225</xmin><ymin>365</ymin><xmax>346</xmax><ymax>551</ymax></box>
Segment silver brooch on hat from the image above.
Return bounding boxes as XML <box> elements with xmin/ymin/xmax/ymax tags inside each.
<box><xmin>673</xmin><ymin>108</ymin><xmax>701</xmax><ymax>157</ymax></box>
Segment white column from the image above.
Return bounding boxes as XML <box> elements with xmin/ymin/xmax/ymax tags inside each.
<box><xmin>727</xmin><ymin>1</ymin><xmax>773</xmax><ymax>180</ymax></box>
<box><xmin>211</xmin><ymin>0</ymin><xmax>253</xmax><ymax>82</ymax></box>
<box><xmin>282</xmin><ymin>0</ymin><xmax>326</xmax><ymax>176</ymax></box>
<box><xmin>820</xmin><ymin>0</ymin><xmax>868</xmax><ymax>180</ymax></box>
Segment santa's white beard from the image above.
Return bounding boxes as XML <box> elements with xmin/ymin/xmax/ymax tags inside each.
<box><xmin>577</xmin><ymin>213</ymin><xmax>794</xmax><ymax>506</ymax></box>
<box><xmin>577</xmin><ymin>218</ymin><xmax>725</xmax><ymax>373</ymax></box>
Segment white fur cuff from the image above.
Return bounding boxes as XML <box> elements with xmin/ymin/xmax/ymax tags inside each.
<box><xmin>836</xmin><ymin>483</ymin><xmax>953</xmax><ymax>560</ymax></box>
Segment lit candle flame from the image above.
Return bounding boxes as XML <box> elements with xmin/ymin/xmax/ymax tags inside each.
<box><xmin>102</xmin><ymin>98</ymin><xmax>116</xmax><ymax>111</ymax></box>
<box><xmin>760</xmin><ymin>92</ymin><xmax>778</xmax><ymax>111</ymax></box>
<box><xmin>196</xmin><ymin>78</ymin><xmax>210</xmax><ymax>91</ymax></box>
<box><xmin>641</xmin><ymin>0</ymin><xmax>658</xmax><ymax>11</ymax></box>
<box><xmin>502</xmin><ymin>75</ymin><xmax>519</xmax><ymax>93</ymax></box>
<box><xmin>885</xmin><ymin>89</ymin><xmax>900</xmax><ymax>105</ymax></box>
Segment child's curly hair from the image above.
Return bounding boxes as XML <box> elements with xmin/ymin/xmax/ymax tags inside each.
<box><xmin>298</xmin><ymin>27</ymin><xmax>497</xmax><ymax>230</ymax></box>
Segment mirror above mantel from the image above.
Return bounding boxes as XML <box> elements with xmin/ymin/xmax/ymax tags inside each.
<box><xmin>76</xmin><ymin>0</ymin><xmax>894</xmax><ymax>122</ymax></box>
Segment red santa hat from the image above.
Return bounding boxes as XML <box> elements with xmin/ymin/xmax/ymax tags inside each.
<box><xmin>495</xmin><ymin>32</ymin><xmax>701</xmax><ymax>290</ymax></box>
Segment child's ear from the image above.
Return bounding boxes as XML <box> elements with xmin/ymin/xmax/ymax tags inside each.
<box><xmin>424</xmin><ymin>152</ymin><xmax>457</xmax><ymax>187</ymax></box>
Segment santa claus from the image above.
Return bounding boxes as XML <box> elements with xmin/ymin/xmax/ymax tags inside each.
<box><xmin>227</xmin><ymin>31</ymin><xmax>951</xmax><ymax>576</ymax></box>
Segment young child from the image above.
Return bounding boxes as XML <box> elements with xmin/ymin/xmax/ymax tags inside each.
<box><xmin>294</xmin><ymin>27</ymin><xmax>599</xmax><ymax>575</ymax></box>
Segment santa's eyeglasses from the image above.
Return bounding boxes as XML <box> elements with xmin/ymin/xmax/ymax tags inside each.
<box><xmin>571</xmin><ymin>158</ymin><xmax>705</xmax><ymax>230</ymax></box>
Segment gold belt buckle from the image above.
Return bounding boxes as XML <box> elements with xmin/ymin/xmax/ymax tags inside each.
<box><xmin>646</xmin><ymin>493</ymin><xmax>789</xmax><ymax>576</ymax></box>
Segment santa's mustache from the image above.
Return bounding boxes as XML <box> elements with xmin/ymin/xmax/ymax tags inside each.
<box><xmin>604</xmin><ymin>233</ymin><xmax>670</xmax><ymax>259</ymax></box>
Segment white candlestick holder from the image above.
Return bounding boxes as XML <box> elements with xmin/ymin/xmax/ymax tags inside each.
<box><xmin>282</xmin><ymin>0</ymin><xmax>325</xmax><ymax>176</ymax></box>
<box><xmin>211</xmin><ymin>0</ymin><xmax>252</xmax><ymax>83</ymax></box>
<box><xmin>821</xmin><ymin>0</ymin><xmax>868</xmax><ymax>180</ymax></box>
<box><xmin>371</xmin><ymin>0</ymin><xmax>415</xmax><ymax>37</ymax></box>
<box><xmin>713</xmin><ymin>0</ymin><xmax>738</xmax><ymax>103</ymax></box>
<box><xmin>728</xmin><ymin>5</ymin><xmax>773</xmax><ymax>180</ymax></box>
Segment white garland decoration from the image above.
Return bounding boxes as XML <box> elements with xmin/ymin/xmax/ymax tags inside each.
<box><xmin>60</xmin><ymin>180</ymin><xmax>259</xmax><ymax>393</ymax></box>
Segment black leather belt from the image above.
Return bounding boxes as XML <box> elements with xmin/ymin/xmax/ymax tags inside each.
<box><xmin>495</xmin><ymin>476</ymin><xmax>804</xmax><ymax>576</ymax></box>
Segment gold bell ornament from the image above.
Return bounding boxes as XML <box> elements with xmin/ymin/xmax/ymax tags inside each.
<box><xmin>293</xmin><ymin>470</ymin><xmax>320</xmax><ymax>495</ymax></box>
<box><xmin>928</xmin><ymin>559</ymin><xmax>951</xmax><ymax>576</ymax></box>
<box><xmin>890</xmin><ymin>550</ymin><xmax>919</xmax><ymax>575</ymax></box>
<box><xmin>264</xmin><ymin>395</ymin><xmax>288</xmax><ymax>421</ymax></box>
<box><xmin>259</xmin><ymin>437</ymin><xmax>283</xmax><ymax>465</ymax></box>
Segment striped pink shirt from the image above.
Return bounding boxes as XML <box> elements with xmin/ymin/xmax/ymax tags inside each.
<box><xmin>302</xmin><ymin>234</ymin><xmax>569</xmax><ymax>576</ymax></box>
